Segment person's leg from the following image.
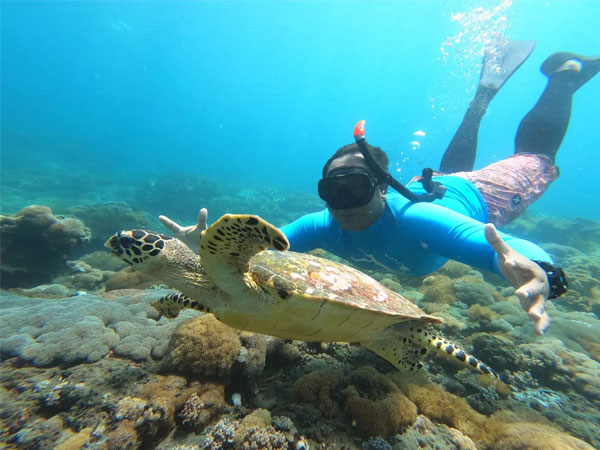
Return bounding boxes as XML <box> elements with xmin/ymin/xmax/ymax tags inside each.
<box><xmin>515</xmin><ymin>52</ymin><xmax>600</xmax><ymax>162</ymax></box>
<box><xmin>452</xmin><ymin>154</ymin><xmax>559</xmax><ymax>227</ymax></box>
<box><xmin>439</xmin><ymin>38</ymin><xmax>536</xmax><ymax>173</ymax></box>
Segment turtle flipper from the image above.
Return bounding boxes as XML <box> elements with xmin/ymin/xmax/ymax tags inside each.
<box><xmin>199</xmin><ymin>214</ymin><xmax>289</xmax><ymax>297</ymax></box>
<box><xmin>151</xmin><ymin>292</ymin><xmax>211</xmax><ymax>319</ymax></box>
<box><xmin>364</xmin><ymin>323</ymin><xmax>500</xmax><ymax>380</ymax></box>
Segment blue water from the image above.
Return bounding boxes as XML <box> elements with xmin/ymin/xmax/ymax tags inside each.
<box><xmin>1</xmin><ymin>0</ymin><xmax>599</xmax><ymax>220</ymax></box>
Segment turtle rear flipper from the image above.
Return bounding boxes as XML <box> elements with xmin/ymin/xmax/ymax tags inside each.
<box><xmin>364</xmin><ymin>323</ymin><xmax>500</xmax><ymax>380</ymax></box>
<box><xmin>199</xmin><ymin>214</ymin><xmax>289</xmax><ymax>298</ymax></box>
<box><xmin>151</xmin><ymin>293</ymin><xmax>211</xmax><ymax>319</ymax></box>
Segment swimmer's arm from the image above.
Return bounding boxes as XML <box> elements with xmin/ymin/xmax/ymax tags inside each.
<box><xmin>402</xmin><ymin>203</ymin><xmax>552</xmax><ymax>334</ymax></box>
<box><xmin>280</xmin><ymin>210</ymin><xmax>333</xmax><ymax>252</ymax></box>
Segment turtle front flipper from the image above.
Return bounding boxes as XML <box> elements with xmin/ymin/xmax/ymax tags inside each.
<box><xmin>151</xmin><ymin>292</ymin><xmax>212</xmax><ymax>319</ymax></box>
<box><xmin>363</xmin><ymin>323</ymin><xmax>500</xmax><ymax>380</ymax></box>
<box><xmin>199</xmin><ymin>214</ymin><xmax>289</xmax><ymax>299</ymax></box>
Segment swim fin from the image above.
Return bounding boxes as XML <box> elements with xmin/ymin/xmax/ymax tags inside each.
<box><xmin>479</xmin><ymin>37</ymin><xmax>537</xmax><ymax>90</ymax></box>
<box><xmin>541</xmin><ymin>51</ymin><xmax>600</xmax><ymax>92</ymax></box>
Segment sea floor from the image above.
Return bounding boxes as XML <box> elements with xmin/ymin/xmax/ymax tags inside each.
<box><xmin>1</xmin><ymin>175</ymin><xmax>599</xmax><ymax>449</ymax></box>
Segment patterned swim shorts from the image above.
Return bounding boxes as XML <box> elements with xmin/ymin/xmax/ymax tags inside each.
<box><xmin>451</xmin><ymin>153</ymin><xmax>559</xmax><ymax>227</ymax></box>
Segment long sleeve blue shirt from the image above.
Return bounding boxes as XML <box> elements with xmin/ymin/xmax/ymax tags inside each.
<box><xmin>280</xmin><ymin>176</ymin><xmax>552</xmax><ymax>276</ymax></box>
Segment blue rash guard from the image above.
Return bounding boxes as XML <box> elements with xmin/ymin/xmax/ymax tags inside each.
<box><xmin>280</xmin><ymin>175</ymin><xmax>553</xmax><ymax>276</ymax></box>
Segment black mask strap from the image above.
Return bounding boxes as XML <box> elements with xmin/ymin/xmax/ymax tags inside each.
<box><xmin>353</xmin><ymin>120</ymin><xmax>445</xmax><ymax>203</ymax></box>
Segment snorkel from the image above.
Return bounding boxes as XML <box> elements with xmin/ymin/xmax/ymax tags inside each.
<box><xmin>353</xmin><ymin>120</ymin><xmax>446</xmax><ymax>202</ymax></box>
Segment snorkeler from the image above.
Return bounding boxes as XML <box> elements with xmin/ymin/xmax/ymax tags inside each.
<box><xmin>158</xmin><ymin>41</ymin><xmax>599</xmax><ymax>335</ymax></box>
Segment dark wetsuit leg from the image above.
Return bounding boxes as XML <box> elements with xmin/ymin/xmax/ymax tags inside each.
<box><xmin>515</xmin><ymin>53</ymin><xmax>600</xmax><ymax>163</ymax></box>
<box><xmin>438</xmin><ymin>87</ymin><xmax>495</xmax><ymax>173</ymax></box>
<box><xmin>439</xmin><ymin>38</ymin><xmax>536</xmax><ymax>173</ymax></box>
<box><xmin>514</xmin><ymin>73</ymin><xmax>573</xmax><ymax>163</ymax></box>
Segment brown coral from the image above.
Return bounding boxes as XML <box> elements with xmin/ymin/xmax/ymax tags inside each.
<box><xmin>396</xmin><ymin>380</ymin><xmax>492</xmax><ymax>440</ymax></box>
<box><xmin>163</xmin><ymin>315</ymin><xmax>242</xmax><ymax>380</ymax></box>
<box><xmin>294</xmin><ymin>367</ymin><xmax>417</xmax><ymax>437</ymax></box>
<box><xmin>105</xmin><ymin>266</ymin><xmax>156</xmax><ymax>291</ymax></box>
<box><xmin>391</xmin><ymin>377</ymin><xmax>594</xmax><ymax>449</ymax></box>
<box><xmin>489</xmin><ymin>423</ymin><xmax>595</xmax><ymax>450</ymax></box>
<box><xmin>343</xmin><ymin>367</ymin><xmax>417</xmax><ymax>437</ymax></box>
<box><xmin>292</xmin><ymin>369</ymin><xmax>343</xmax><ymax>419</ymax></box>
<box><xmin>437</xmin><ymin>260</ymin><xmax>473</xmax><ymax>279</ymax></box>
<box><xmin>420</xmin><ymin>275</ymin><xmax>457</xmax><ymax>304</ymax></box>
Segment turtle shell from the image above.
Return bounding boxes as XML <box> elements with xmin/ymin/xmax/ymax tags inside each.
<box><xmin>249</xmin><ymin>249</ymin><xmax>441</xmax><ymax>324</ymax></box>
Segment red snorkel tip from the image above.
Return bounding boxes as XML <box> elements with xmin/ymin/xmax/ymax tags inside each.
<box><xmin>354</xmin><ymin>120</ymin><xmax>366</xmax><ymax>142</ymax></box>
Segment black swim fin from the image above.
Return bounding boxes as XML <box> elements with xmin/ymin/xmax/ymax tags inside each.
<box><xmin>479</xmin><ymin>37</ymin><xmax>537</xmax><ymax>90</ymax></box>
<box><xmin>541</xmin><ymin>51</ymin><xmax>600</xmax><ymax>92</ymax></box>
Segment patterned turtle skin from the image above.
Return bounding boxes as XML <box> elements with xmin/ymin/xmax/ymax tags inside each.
<box><xmin>106</xmin><ymin>214</ymin><xmax>499</xmax><ymax>379</ymax></box>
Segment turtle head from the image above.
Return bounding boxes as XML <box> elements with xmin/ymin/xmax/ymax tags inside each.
<box><xmin>105</xmin><ymin>229</ymin><xmax>194</xmax><ymax>272</ymax></box>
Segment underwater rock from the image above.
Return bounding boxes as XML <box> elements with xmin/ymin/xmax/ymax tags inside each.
<box><xmin>471</xmin><ymin>333</ymin><xmax>525</xmax><ymax>371</ymax></box>
<box><xmin>52</xmin><ymin>258</ymin><xmax>112</xmax><ymax>292</ymax></box>
<box><xmin>454</xmin><ymin>280</ymin><xmax>498</xmax><ymax>306</ymax></box>
<box><xmin>20</xmin><ymin>283</ymin><xmax>71</xmax><ymax>298</ymax></box>
<box><xmin>522</xmin><ymin>337</ymin><xmax>600</xmax><ymax>400</ymax></box>
<box><xmin>0</xmin><ymin>205</ymin><xmax>91</xmax><ymax>288</ymax></box>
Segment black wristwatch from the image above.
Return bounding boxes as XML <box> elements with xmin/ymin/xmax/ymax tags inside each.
<box><xmin>532</xmin><ymin>260</ymin><xmax>568</xmax><ymax>299</ymax></box>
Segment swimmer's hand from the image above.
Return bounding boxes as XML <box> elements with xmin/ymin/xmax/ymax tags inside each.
<box><xmin>485</xmin><ymin>223</ymin><xmax>551</xmax><ymax>335</ymax></box>
<box><xmin>158</xmin><ymin>208</ymin><xmax>208</xmax><ymax>254</ymax></box>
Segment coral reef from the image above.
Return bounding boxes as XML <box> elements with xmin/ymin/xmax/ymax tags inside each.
<box><xmin>163</xmin><ymin>315</ymin><xmax>242</xmax><ymax>380</ymax></box>
<box><xmin>65</xmin><ymin>201</ymin><xmax>151</xmax><ymax>251</ymax></box>
<box><xmin>0</xmin><ymin>205</ymin><xmax>90</xmax><ymax>288</ymax></box>
<box><xmin>105</xmin><ymin>266</ymin><xmax>157</xmax><ymax>291</ymax></box>
<box><xmin>238</xmin><ymin>425</ymin><xmax>288</xmax><ymax>450</ymax></box>
<box><xmin>437</xmin><ymin>260</ymin><xmax>475</xmax><ymax>279</ymax></box>
<box><xmin>1</xmin><ymin>212</ymin><xmax>599</xmax><ymax>449</ymax></box>
<box><xmin>177</xmin><ymin>383</ymin><xmax>226</xmax><ymax>432</ymax></box>
<box><xmin>488</xmin><ymin>422</ymin><xmax>595</xmax><ymax>450</ymax></box>
<box><xmin>80</xmin><ymin>249</ymin><xmax>128</xmax><ymax>272</ymax></box>
<box><xmin>392</xmin><ymin>376</ymin><xmax>595</xmax><ymax>449</ymax></box>
<box><xmin>294</xmin><ymin>367</ymin><xmax>417</xmax><ymax>438</ymax></box>
<box><xmin>504</xmin><ymin>213</ymin><xmax>600</xmax><ymax>253</ymax></box>
<box><xmin>362</xmin><ymin>436</ymin><xmax>392</xmax><ymax>450</ymax></box>
<box><xmin>0</xmin><ymin>290</ymin><xmax>198</xmax><ymax>366</ymax></box>
<box><xmin>343</xmin><ymin>367</ymin><xmax>417</xmax><ymax>438</ymax></box>
<box><xmin>419</xmin><ymin>275</ymin><xmax>457</xmax><ymax>304</ymax></box>
<box><xmin>203</xmin><ymin>418</ymin><xmax>239</xmax><ymax>449</ymax></box>
<box><xmin>394</xmin><ymin>415</ymin><xmax>477</xmax><ymax>450</ymax></box>
<box><xmin>470</xmin><ymin>333</ymin><xmax>526</xmax><ymax>372</ymax></box>
<box><xmin>133</xmin><ymin>172</ymin><xmax>322</xmax><ymax>230</ymax></box>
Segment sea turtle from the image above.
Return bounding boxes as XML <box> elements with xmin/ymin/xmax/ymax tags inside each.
<box><xmin>105</xmin><ymin>213</ymin><xmax>499</xmax><ymax>379</ymax></box>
